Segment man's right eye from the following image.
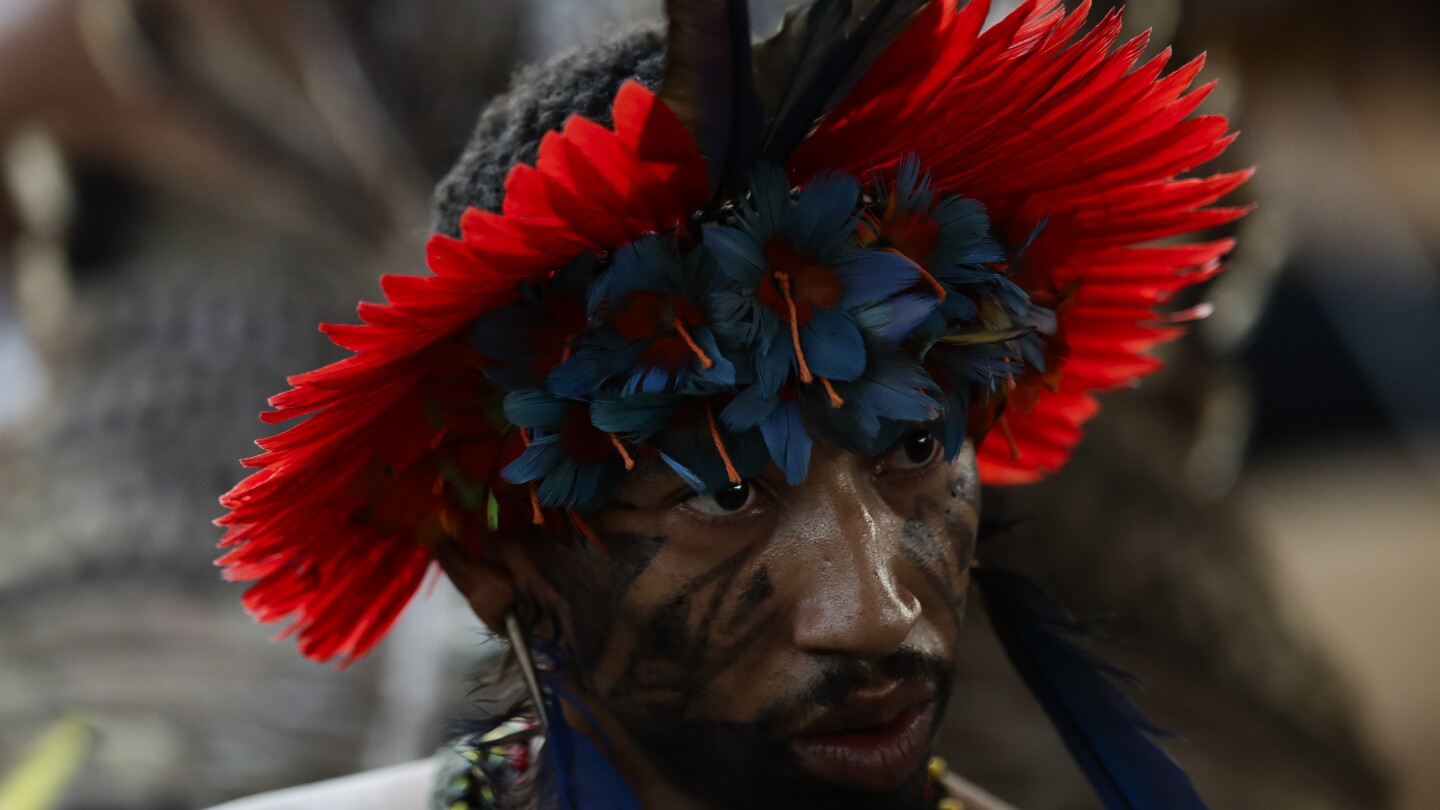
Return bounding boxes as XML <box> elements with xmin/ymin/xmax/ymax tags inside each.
<box><xmin>685</xmin><ymin>480</ymin><xmax>756</xmax><ymax>517</ymax></box>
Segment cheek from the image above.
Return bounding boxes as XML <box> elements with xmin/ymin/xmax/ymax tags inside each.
<box><xmin>527</xmin><ymin>534</ymin><xmax>665</xmax><ymax>682</ymax></box>
<box><xmin>901</xmin><ymin>487</ymin><xmax>979</xmax><ymax>630</ymax></box>
<box><xmin>918</xmin><ymin>447</ymin><xmax>981</xmax><ymax>569</ymax></box>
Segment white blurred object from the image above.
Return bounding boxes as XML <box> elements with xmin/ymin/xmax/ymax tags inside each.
<box><xmin>0</xmin><ymin>284</ymin><xmax>45</xmax><ymax>429</ymax></box>
<box><xmin>361</xmin><ymin>574</ymin><xmax>496</xmax><ymax>770</ymax></box>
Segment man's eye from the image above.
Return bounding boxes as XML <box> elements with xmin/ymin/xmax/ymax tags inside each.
<box><xmin>686</xmin><ymin>481</ymin><xmax>756</xmax><ymax>516</ymax></box>
<box><xmin>889</xmin><ymin>429</ymin><xmax>940</xmax><ymax>470</ymax></box>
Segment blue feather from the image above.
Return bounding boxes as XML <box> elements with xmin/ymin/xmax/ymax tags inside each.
<box><xmin>503</xmin><ymin>390</ymin><xmax>572</xmax><ymax>429</ymax></box>
<box><xmin>720</xmin><ymin>384</ymin><xmax>778</xmax><ymax>432</ymax></box>
<box><xmin>856</xmin><ymin>358</ymin><xmax>937</xmax><ymax>423</ymax></box>
<box><xmin>590</xmin><ymin>395</ymin><xmax>676</xmax><ymax>441</ymax></box>
<box><xmin>854</xmin><ymin>293</ymin><xmax>940</xmax><ymax>344</ymax></box>
<box><xmin>547</xmin><ymin>350</ymin><xmax>616</xmax><ymax>399</ymax></box>
<box><xmin>833</xmin><ymin>248</ymin><xmax>920</xmax><ymax>308</ymax></box>
<box><xmin>760</xmin><ymin>401</ymin><xmax>811</xmax><ymax>484</ymax></box>
<box><xmin>535</xmin><ymin>455</ymin><xmax>580</xmax><ymax>508</ymax></box>
<box><xmin>528</xmin><ymin>644</ymin><xmax>643</xmax><ymax>810</ymax></box>
<box><xmin>682</xmin><ymin>327</ymin><xmax>738</xmax><ymax>390</ymax></box>
<box><xmin>501</xmin><ymin>438</ymin><xmax>564</xmax><ymax>485</ymax></box>
<box><xmin>930</xmin><ymin>197</ymin><xmax>1004</xmax><ymax>267</ymax></box>
<box><xmin>753</xmin><ymin>338</ymin><xmax>792</xmax><ymax>399</ymax></box>
<box><xmin>656</xmin><ymin>408</ymin><xmax>768</xmax><ymax>493</ymax></box>
<box><xmin>974</xmin><ymin>567</ymin><xmax>1208</xmax><ymax>810</ymax></box>
<box><xmin>940</xmin><ymin>293</ymin><xmax>980</xmax><ymax>322</ymax></box>
<box><xmin>793</xmin><ymin>172</ymin><xmax>861</xmax><ymax>254</ymax></box>
<box><xmin>659</xmin><ymin>451</ymin><xmax>707</xmax><ymax>491</ymax></box>
<box><xmin>636</xmin><ymin>364</ymin><xmax>673</xmax><ymax>394</ymax></box>
<box><xmin>801</xmin><ymin>306</ymin><xmax>867</xmax><ymax>382</ymax></box>
<box><xmin>704</xmin><ymin>226</ymin><xmax>768</xmax><ymax>286</ymax></box>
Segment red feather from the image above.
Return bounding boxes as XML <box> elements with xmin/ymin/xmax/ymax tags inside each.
<box><xmin>788</xmin><ymin>0</ymin><xmax>1249</xmax><ymax>485</ymax></box>
<box><xmin>217</xmin><ymin>83</ymin><xmax>709</xmax><ymax>663</ymax></box>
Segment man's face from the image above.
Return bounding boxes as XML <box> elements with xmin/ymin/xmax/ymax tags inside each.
<box><xmin>524</xmin><ymin>429</ymin><xmax>980</xmax><ymax>810</ymax></box>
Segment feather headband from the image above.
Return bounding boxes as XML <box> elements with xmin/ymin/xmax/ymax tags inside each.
<box><xmin>217</xmin><ymin>0</ymin><xmax>1248</xmax><ymax>668</ymax></box>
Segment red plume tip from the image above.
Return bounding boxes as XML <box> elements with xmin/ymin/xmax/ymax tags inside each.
<box><xmin>789</xmin><ymin>0</ymin><xmax>1248</xmax><ymax>486</ymax></box>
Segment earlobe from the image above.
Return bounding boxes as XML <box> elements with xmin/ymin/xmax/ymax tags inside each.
<box><xmin>434</xmin><ymin>540</ymin><xmax>516</xmax><ymax>632</ymax></box>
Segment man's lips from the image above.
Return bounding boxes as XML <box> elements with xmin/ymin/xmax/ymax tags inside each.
<box><xmin>785</xmin><ymin>682</ymin><xmax>938</xmax><ymax>793</ymax></box>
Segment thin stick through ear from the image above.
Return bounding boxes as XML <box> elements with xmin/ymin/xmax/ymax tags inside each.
<box><xmin>505</xmin><ymin>612</ymin><xmax>551</xmax><ymax>735</ymax></box>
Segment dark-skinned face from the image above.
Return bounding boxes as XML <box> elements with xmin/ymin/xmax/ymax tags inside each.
<box><xmin>515</xmin><ymin>430</ymin><xmax>981</xmax><ymax>810</ymax></box>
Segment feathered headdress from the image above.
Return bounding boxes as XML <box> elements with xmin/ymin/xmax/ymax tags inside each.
<box><xmin>219</xmin><ymin>1</ymin><xmax>1245</xmax><ymax>805</ymax></box>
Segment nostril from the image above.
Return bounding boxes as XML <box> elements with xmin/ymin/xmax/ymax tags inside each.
<box><xmin>901</xmin><ymin>589</ymin><xmax>921</xmax><ymax>616</ymax></box>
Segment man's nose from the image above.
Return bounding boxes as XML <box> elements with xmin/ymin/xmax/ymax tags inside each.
<box><xmin>788</xmin><ymin>468</ymin><xmax>921</xmax><ymax>661</ymax></box>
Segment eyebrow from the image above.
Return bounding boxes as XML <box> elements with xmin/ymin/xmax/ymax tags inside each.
<box><xmin>607</xmin><ymin>458</ymin><xmax>685</xmax><ymax>510</ymax></box>
<box><xmin>626</xmin><ymin>458</ymin><xmax>677</xmax><ymax>487</ymax></box>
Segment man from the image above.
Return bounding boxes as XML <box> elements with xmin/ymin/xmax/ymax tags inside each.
<box><xmin>434</xmin><ymin>437</ymin><xmax>991</xmax><ymax>809</ymax></box>
<box><xmin>215</xmin><ymin>1</ymin><xmax>1246</xmax><ymax>807</ymax></box>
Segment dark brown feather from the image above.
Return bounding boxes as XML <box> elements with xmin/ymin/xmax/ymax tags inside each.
<box><xmin>660</xmin><ymin>0</ymin><xmax>762</xmax><ymax>197</ymax></box>
<box><xmin>752</xmin><ymin>0</ymin><xmax>931</xmax><ymax>164</ymax></box>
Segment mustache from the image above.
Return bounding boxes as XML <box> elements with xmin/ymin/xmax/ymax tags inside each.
<box><xmin>761</xmin><ymin>647</ymin><xmax>951</xmax><ymax>738</ymax></box>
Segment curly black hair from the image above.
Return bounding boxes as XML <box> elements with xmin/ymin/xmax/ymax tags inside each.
<box><xmin>432</xmin><ymin>26</ymin><xmax>667</xmax><ymax>236</ymax></box>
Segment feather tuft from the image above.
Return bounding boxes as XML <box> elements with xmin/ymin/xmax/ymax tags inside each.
<box><xmin>974</xmin><ymin>566</ymin><xmax>1208</xmax><ymax>810</ymax></box>
<box><xmin>751</xmin><ymin>0</ymin><xmax>930</xmax><ymax>165</ymax></box>
<box><xmin>660</xmin><ymin>0</ymin><xmax>764</xmax><ymax>197</ymax></box>
<box><xmin>790</xmin><ymin>0</ymin><xmax>1250</xmax><ymax>485</ymax></box>
<box><xmin>527</xmin><ymin>637</ymin><xmax>644</xmax><ymax>810</ymax></box>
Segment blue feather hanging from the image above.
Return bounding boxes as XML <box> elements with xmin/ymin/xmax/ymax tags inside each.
<box><xmin>511</xmin><ymin>618</ymin><xmax>644</xmax><ymax>810</ymax></box>
<box><xmin>973</xmin><ymin>566</ymin><xmax>1208</xmax><ymax>810</ymax></box>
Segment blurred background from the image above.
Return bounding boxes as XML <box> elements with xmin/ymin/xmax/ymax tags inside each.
<box><xmin>0</xmin><ymin>0</ymin><xmax>1434</xmax><ymax>808</ymax></box>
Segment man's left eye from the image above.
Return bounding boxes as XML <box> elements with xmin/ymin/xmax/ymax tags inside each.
<box><xmin>685</xmin><ymin>480</ymin><xmax>757</xmax><ymax>516</ymax></box>
<box><xmin>888</xmin><ymin>428</ymin><xmax>940</xmax><ymax>470</ymax></box>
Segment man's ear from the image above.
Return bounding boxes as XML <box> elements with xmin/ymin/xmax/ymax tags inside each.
<box><xmin>433</xmin><ymin>539</ymin><xmax>516</xmax><ymax>632</ymax></box>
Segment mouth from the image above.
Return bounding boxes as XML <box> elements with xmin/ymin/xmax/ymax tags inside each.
<box><xmin>785</xmin><ymin>683</ymin><xmax>938</xmax><ymax>793</ymax></box>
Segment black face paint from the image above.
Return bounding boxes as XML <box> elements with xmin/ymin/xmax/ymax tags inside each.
<box><xmin>534</xmin><ymin>531</ymin><xmax>666</xmax><ymax>686</ymax></box>
<box><xmin>604</xmin><ymin>546</ymin><xmax>778</xmax><ymax>709</ymax></box>
<box><xmin>724</xmin><ymin>566</ymin><xmax>774</xmax><ymax>632</ymax></box>
<box><xmin>902</xmin><ymin>496</ymin><xmax>977</xmax><ymax>624</ymax></box>
<box><xmin>570</xmin><ymin>531</ymin><xmax>953</xmax><ymax>809</ymax></box>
